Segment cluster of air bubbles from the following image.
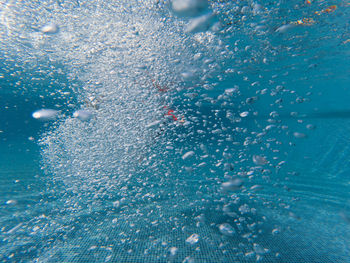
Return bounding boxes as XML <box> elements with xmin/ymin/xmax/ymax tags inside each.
<box><xmin>0</xmin><ymin>0</ymin><xmax>333</xmax><ymax>261</ymax></box>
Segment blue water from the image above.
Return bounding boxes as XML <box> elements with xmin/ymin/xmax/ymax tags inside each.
<box><xmin>1</xmin><ymin>0</ymin><xmax>350</xmax><ymax>262</ymax></box>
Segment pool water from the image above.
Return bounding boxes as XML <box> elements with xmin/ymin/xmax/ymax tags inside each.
<box><xmin>1</xmin><ymin>0</ymin><xmax>350</xmax><ymax>262</ymax></box>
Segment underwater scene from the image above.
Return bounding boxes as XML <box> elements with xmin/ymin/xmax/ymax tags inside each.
<box><xmin>1</xmin><ymin>0</ymin><xmax>350</xmax><ymax>262</ymax></box>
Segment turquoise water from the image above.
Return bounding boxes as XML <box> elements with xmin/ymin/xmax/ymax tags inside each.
<box><xmin>1</xmin><ymin>0</ymin><xmax>350</xmax><ymax>262</ymax></box>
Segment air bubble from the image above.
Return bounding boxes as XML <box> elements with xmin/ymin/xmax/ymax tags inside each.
<box><xmin>272</xmin><ymin>228</ymin><xmax>280</xmax><ymax>235</ymax></box>
<box><xmin>145</xmin><ymin>120</ymin><xmax>162</xmax><ymax>128</ymax></box>
<box><xmin>6</xmin><ymin>200</ymin><xmax>17</xmax><ymax>205</ymax></box>
<box><xmin>186</xmin><ymin>233</ymin><xmax>199</xmax><ymax>245</ymax></box>
<box><xmin>252</xmin><ymin>155</ymin><xmax>267</xmax><ymax>165</ymax></box>
<box><xmin>185</xmin><ymin>13</ymin><xmax>216</xmax><ymax>33</ymax></box>
<box><xmin>219</xmin><ymin>223</ymin><xmax>236</xmax><ymax>236</ymax></box>
<box><xmin>293</xmin><ymin>132</ymin><xmax>307</xmax><ymax>139</ymax></box>
<box><xmin>182</xmin><ymin>151</ymin><xmax>195</xmax><ymax>160</ymax></box>
<box><xmin>221</xmin><ymin>179</ymin><xmax>243</xmax><ymax>191</ymax></box>
<box><xmin>306</xmin><ymin>124</ymin><xmax>316</xmax><ymax>130</ymax></box>
<box><xmin>32</xmin><ymin>109</ymin><xmax>59</xmax><ymax>121</ymax></box>
<box><xmin>240</xmin><ymin>111</ymin><xmax>249</xmax><ymax>118</ymax></box>
<box><xmin>73</xmin><ymin>110</ymin><xmax>93</xmax><ymax>121</ymax></box>
<box><xmin>171</xmin><ymin>0</ymin><xmax>208</xmax><ymax>17</ymax></box>
<box><xmin>275</xmin><ymin>24</ymin><xmax>295</xmax><ymax>33</ymax></box>
<box><xmin>41</xmin><ymin>23</ymin><xmax>59</xmax><ymax>34</ymax></box>
<box><xmin>250</xmin><ymin>185</ymin><xmax>263</xmax><ymax>191</ymax></box>
<box><xmin>169</xmin><ymin>247</ymin><xmax>178</xmax><ymax>256</ymax></box>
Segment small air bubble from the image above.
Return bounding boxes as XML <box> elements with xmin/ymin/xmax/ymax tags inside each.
<box><xmin>169</xmin><ymin>247</ymin><xmax>178</xmax><ymax>256</ymax></box>
<box><xmin>306</xmin><ymin>124</ymin><xmax>316</xmax><ymax>130</ymax></box>
<box><xmin>186</xmin><ymin>233</ymin><xmax>199</xmax><ymax>245</ymax></box>
<box><xmin>240</xmin><ymin>111</ymin><xmax>249</xmax><ymax>118</ymax></box>
<box><xmin>293</xmin><ymin>132</ymin><xmax>307</xmax><ymax>139</ymax></box>
<box><xmin>6</xmin><ymin>200</ymin><xmax>17</xmax><ymax>205</ymax></box>
<box><xmin>221</xmin><ymin>179</ymin><xmax>243</xmax><ymax>191</ymax></box>
<box><xmin>41</xmin><ymin>23</ymin><xmax>59</xmax><ymax>34</ymax></box>
<box><xmin>275</xmin><ymin>24</ymin><xmax>295</xmax><ymax>33</ymax></box>
<box><xmin>219</xmin><ymin>223</ymin><xmax>236</xmax><ymax>236</ymax></box>
<box><xmin>272</xmin><ymin>228</ymin><xmax>280</xmax><ymax>235</ymax></box>
<box><xmin>253</xmin><ymin>155</ymin><xmax>267</xmax><ymax>165</ymax></box>
<box><xmin>182</xmin><ymin>151</ymin><xmax>195</xmax><ymax>160</ymax></box>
